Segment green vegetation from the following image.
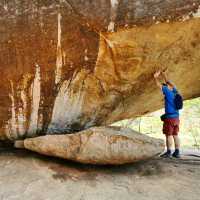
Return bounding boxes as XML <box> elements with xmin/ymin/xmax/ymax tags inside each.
<box><xmin>113</xmin><ymin>98</ymin><xmax>200</xmax><ymax>149</ymax></box>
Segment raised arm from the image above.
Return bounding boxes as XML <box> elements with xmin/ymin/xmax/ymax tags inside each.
<box><xmin>161</xmin><ymin>71</ymin><xmax>175</xmax><ymax>88</ymax></box>
<box><xmin>154</xmin><ymin>71</ymin><xmax>162</xmax><ymax>90</ymax></box>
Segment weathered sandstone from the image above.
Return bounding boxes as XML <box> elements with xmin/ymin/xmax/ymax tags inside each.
<box><xmin>0</xmin><ymin>0</ymin><xmax>200</xmax><ymax>164</ymax></box>
<box><xmin>15</xmin><ymin>126</ymin><xmax>164</xmax><ymax>164</ymax></box>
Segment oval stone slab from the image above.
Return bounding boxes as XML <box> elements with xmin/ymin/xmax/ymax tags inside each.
<box><xmin>16</xmin><ymin>126</ymin><xmax>164</xmax><ymax>165</ymax></box>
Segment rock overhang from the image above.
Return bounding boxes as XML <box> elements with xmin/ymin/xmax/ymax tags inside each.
<box><xmin>0</xmin><ymin>0</ymin><xmax>200</xmax><ymax>164</ymax></box>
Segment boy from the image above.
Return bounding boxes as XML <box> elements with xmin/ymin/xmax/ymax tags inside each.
<box><xmin>154</xmin><ymin>70</ymin><xmax>180</xmax><ymax>158</ymax></box>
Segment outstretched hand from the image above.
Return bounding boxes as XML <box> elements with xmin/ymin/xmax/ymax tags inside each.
<box><xmin>154</xmin><ymin>71</ymin><xmax>161</xmax><ymax>78</ymax></box>
<box><xmin>153</xmin><ymin>70</ymin><xmax>162</xmax><ymax>89</ymax></box>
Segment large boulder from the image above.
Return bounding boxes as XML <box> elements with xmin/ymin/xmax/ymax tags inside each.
<box><xmin>15</xmin><ymin>126</ymin><xmax>164</xmax><ymax>164</ymax></box>
<box><xmin>0</xmin><ymin>0</ymin><xmax>199</xmax><ymax>164</ymax></box>
<box><xmin>0</xmin><ymin>0</ymin><xmax>200</xmax><ymax>140</ymax></box>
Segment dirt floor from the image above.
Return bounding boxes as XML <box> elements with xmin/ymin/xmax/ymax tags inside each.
<box><xmin>0</xmin><ymin>148</ymin><xmax>200</xmax><ymax>200</ymax></box>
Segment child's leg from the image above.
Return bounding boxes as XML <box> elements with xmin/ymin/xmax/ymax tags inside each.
<box><xmin>173</xmin><ymin>135</ymin><xmax>180</xmax><ymax>150</ymax></box>
<box><xmin>161</xmin><ymin>119</ymin><xmax>174</xmax><ymax>157</ymax></box>
<box><xmin>166</xmin><ymin>135</ymin><xmax>173</xmax><ymax>151</ymax></box>
<box><xmin>160</xmin><ymin>135</ymin><xmax>173</xmax><ymax>157</ymax></box>
<box><xmin>172</xmin><ymin>135</ymin><xmax>181</xmax><ymax>158</ymax></box>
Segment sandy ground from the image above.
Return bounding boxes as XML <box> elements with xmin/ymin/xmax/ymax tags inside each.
<box><xmin>0</xmin><ymin>148</ymin><xmax>200</xmax><ymax>200</ymax></box>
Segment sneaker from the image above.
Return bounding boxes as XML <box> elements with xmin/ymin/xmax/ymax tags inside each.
<box><xmin>172</xmin><ymin>150</ymin><xmax>181</xmax><ymax>158</ymax></box>
<box><xmin>160</xmin><ymin>150</ymin><xmax>171</xmax><ymax>158</ymax></box>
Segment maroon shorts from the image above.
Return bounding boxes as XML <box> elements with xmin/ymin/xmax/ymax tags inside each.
<box><xmin>163</xmin><ymin>118</ymin><xmax>180</xmax><ymax>136</ymax></box>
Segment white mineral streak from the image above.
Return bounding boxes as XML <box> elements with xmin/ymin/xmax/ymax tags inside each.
<box><xmin>108</xmin><ymin>0</ymin><xmax>119</xmax><ymax>32</ymax></box>
<box><xmin>193</xmin><ymin>6</ymin><xmax>200</xmax><ymax>18</ymax></box>
<box><xmin>84</xmin><ymin>49</ymin><xmax>89</xmax><ymax>61</ymax></box>
<box><xmin>105</xmin><ymin>38</ymin><xmax>115</xmax><ymax>48</ymax></box>
<box><xmin>8</xmin><ymin>80</ymin><xmax>17</xmax><ymax>139</ymax></box>
<box><xmin>110</xmin><ymin>0</ymin><xmax>119</xmax><ymax>13</ymax></box>
<box><xmin>100</xmin><ymin>32</ymin><xmax>115</xmax><ymax>48</ymax></box>
<box><xmin>94</xmin><ymin>33</ymin><xmax>115</xmax><ymax>73</ymax></box>
<box><xmin>17</xmin><ymin>107</ymin><xmax>26</xmax><ymax>137</ymax></box>
<box><xmin>3</xmin><ymin>4</ymin><xmax>8</xmax><ymax>11</ymax></box>
<box><xmin>48</xmin><ymin>77</ymin><xmax>84</xmax><ymax>133</ymax></box>
<box><xmin>182</xmin><ymin>15</ymin><xmax>190</xmax><ymax>21</ymax></box>
<box><xmin>55</xmin><ymin>13</ymin><xmax>63</xmax><ymax>84</ymax></box>
<box><xmin>6</xmin><ymin>80</ymin><xmax>29</xmax><ymax>139</ymax></box>
<box><xmin>16</xmin><ymin>90</ymin><xmax>27</xmax><ymax>137</ymax></box>
<box><xmin>28</xmin><ymin>64</ymin><xmax>41</xmax><ymax>136</ymax></box>
<box><xmin>108</xmin><ymin>21</ymin><xmax>115</xmax><ymax>32</ymax></box>
<box><xmin>63</xmin><ymin>51</ymin><xmax>66</xmax><ymax>65</ymax></box>
<box><xmin>182</xmin><ymin>6</ymin><xmax>200</xmax><ymax>21</ymax></box>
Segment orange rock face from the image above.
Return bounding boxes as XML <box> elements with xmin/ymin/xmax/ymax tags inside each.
<box><xmin>0</xmin><ymin>0</ymin><xmax>200</xmax><ymax>140</ymax></box>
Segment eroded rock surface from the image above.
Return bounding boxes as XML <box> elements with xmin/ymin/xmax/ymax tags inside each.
<box><xmin>15</xmin><ymin>126</ymin><xmax>164</xmax><ymax>164</ymax></box>
<box><xmin>0</xmin><ymin>0</ymin><xmax>200</xmax><ymax>140</ymax></box>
